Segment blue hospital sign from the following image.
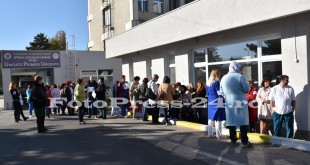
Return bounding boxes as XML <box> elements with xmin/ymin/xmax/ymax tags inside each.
<box><xmin>1</xmin><ymin>51</ymin><xmax>61</xmax><ymax>68</ymax></box>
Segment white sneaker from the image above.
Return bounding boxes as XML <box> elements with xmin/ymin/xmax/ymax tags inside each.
<box><xmin>29</xmin><ymin>115</ymin><xmax>32</xmax><ymax>118</ymax></box>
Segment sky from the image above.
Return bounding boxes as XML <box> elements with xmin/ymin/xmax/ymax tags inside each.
<box><xmin>0</xmin><ymin>0</ymin><xmax>88</xmax><ymax>50</ymax></box>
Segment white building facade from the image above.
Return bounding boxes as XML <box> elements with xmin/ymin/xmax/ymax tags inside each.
<box><xmin>104</xmin><ymin>0</ymin><xmax>310</xmax><ymax>138</ymax></box>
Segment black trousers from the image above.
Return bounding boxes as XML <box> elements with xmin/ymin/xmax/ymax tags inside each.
<box><xmin>13</xmin><ymin>101</ymin><xmax>26</xmax><ymax>121</ymax></box>
<box><xmin>181</xmin><ymin>105</ymin><xmax>192</xmax><ymax>121</ymax></box>
<box><xmin>170</xmin><ymin>107</ymin><xmax>180</xmax><ymax>119</ymax></box>
<box><xmin>36</xmin><ymin>115</ymin><xmax>45</xmax><ymax>131</ymax></box>
<box><xmin>78</xmin><ymin>102</ymin><xmax>86</xmax><ymax>122</ymax></box>
<box><xmin>228</xmin><ymin>125</ymin><xmax>249</xmax><ymax>144</ymax></box>
<box><xmin>34</xmin><ymin>107</ymin><xmax>46</xmax><ymax>132</ymax></box>
<box><xmin>150</xmin><ymin>104</ymin><xmax>159</xmax><ymax>123</ymax></box>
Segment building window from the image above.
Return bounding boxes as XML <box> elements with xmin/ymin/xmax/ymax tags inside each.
<box><xmin>207</xmin><ymin>41</ymin><xmax>258</xmax><ymax>63</ymax></box>
<box><xmin>103</xmin><ymin>8</ymin><xmax>111</xmax><ymax>40</ymax></box>
<box><xmin>262</xmin><ymin>61</ymin><xmax>282</xmax><ymax>86</ymax></box>
<box><xmin>193</xmin><ymin>49</ymin><xmax>206</xmax><ymax>85</ymax></box>
<box><xmin>81</xmin><ymin>69</ymin><xmax>114</xmax><ymax>90</ymax></box>
<box><xmin>138</xmin><ymin>0</ymin><xmax>148</xmax><ymax>12</ymax></box>
<box><xmin>98</xmin><ymin>70</ymin><xmax>113</xmax><ymax>90</ymax></box>
<box><xmin>153</xmin><ymin>0</ymin><xmax>163</xmax><ymax>14</ymax></box>
<box><xmin>194</xmin><ymin>50</ymin><xmax>205</xmax><ymax>63</ymax></box>
<box><xmin>81</xmin><ymin>70</ymin><xmax>97</xmax><ymax>77</ymax></box>
<box><xmin>262</xmin><ymin>39</ymin><xmax>281</xmax><ymax>56</ymax></box>
<box><xmin>195</xmin><ymin>67</ymin><xmax>206</xmax><ymax>85</ymax></box>
<box><xmin>169</xmin><ymin>0</ymin><xmax>180</xmax><ymax>11</ymax></box>
<box><xmin>208</xmin><ymin>62</ymin><xmax>259</xmax><ymax>87</ymax></box>
<box><xmin>104</xmin><ymin>9</ymin><xmax>111</xmax><ymax>26</ymax></box>
<box><xmin>205</xmin><ymin>38</ymin><xmax>281</xmax><ymax>88</ymax></box>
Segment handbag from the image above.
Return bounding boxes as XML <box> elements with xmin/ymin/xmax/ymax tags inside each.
<box><xmin>145</xmin><ymin>88</ymin><xmax>156</xmax><ymax>100</ymax></box>
<box><xmin>157</xmin><ymin>86</ymin><xmax>164</xmax><ymax>100</ymax></box>
<box><xmin>145</xmin><ymin>81</ymin><xmax>156</xmax><ymax>100</ymax></box>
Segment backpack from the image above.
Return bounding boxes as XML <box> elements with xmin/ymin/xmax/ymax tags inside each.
<box><xmin>145</xmin><ymin>88</ymin><xmax>156</xmax><ymax>100</ymax></box>
<box><xmin>145</xmin><ymin>80</ymin><xmax>157</xmax><ymax>100</ymax></box>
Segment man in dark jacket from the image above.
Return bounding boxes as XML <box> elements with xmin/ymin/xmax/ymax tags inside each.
<box><xmin>84</xmin><ymin>76</ymin><xmax>98</xmax><ymax>118</ymax></box>
<box><xmin>111</xmin><ymin>81</ymin><xmax>120</xmax><ymax>116</ymax></box>
<box><xmin>139</xmin><ymin>78</ymin><xmax>149</xmax><ymax>121</ymax></box>
<box><xmin>96</xmin><ymin>78</ymin><xmax>106</xmax><ymax>119</ymax></box>
<box><xmin>65</xmin><ymin>80</ymin><xmax>74</xmax><ymax>116</ymax></box>
<box><xmin>31</xmin><ymin>75</ymin><xmax>48</xmax><ymax>133</ymax></box>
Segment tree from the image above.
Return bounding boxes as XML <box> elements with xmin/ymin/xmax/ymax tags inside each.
<box><xmin>246</xmin><ymin>39</ymin><xmax>281</xmax><ymax>55</ymax></box>
<box><xmin>50</xmin><ymin>30</ymin><xmax>67</xmax><ymax>50</ymax></box>
<box><xmin>207</xmin><ymin>47</ymin><xmax>222</xmax><ymax>62</ymax></box>
<box><xmin>26</xmin><ymin>33</ymin><xmax>51</xmax><ymax>50</ymax></box>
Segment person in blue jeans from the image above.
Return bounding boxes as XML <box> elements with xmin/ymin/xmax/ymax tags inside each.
<box><xmin>268</xmin><ymin>75</ymin><xmax>296</xmax><ymax>138</ymax></box>
<box><xmin>158</xmin><ymin>76</ymin><xmax>175</xmax><ymax>125</ymax></box>
<box><xmin>26</xmin><ymin>84</ymin><xmax>34</xmax><ymax>118</ymax></box>
<box><xmin>117</xmin><ymin>75</ymin><xmax>130</xmax><ymax>117</ymax></box>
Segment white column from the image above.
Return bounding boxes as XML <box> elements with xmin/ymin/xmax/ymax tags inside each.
<box><xmin>151</xmin><ymin>58</ymin><xmax>165</xmax><ymax>82</ymax></box>
<box><xmin>3</xmin><ymin>69</ymin><xmax>12</xmax><ymax>110</ymax></box>
<box><xmin>133</xmin><ymin>61</ymin><xmax>147</xmax><ymax>82</ymax></box>
<box><xmin>175</xmin><ymin>54</ymin><xmax>189</xmax><ymax>85</ymax></box>
<box><xmin>122</xmin><ymin>63</ymin><xmax>130</xmax><ymax>81</ymax></box>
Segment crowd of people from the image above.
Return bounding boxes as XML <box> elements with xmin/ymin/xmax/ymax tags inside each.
<box><xmin>9</xmin><ymin>61</ymin><xmax>296</xmax><ymax>147</ymax></box>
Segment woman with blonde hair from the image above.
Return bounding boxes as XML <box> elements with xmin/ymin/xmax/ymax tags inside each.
<box><xmin>9</xmin><ymin>82</ymin><xmax>28</xmax><ymax>122</ymax></box>
<box><xmin>206</xmin><ymin>68</ymin><xmax>226</xmax><ymax>139</ymax></box>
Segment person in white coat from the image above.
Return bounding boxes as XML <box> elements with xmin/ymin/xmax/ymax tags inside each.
<box><xmin>268</xmin><ymin>75</ymin><xmax>296</xmax><ymax>138</ymax></box>
<box><xmin>256</xmin><ymin>77</ymin><xmax>272</xmax><ymax>135</ymax></box>
<box><xmin>220</xmin><ymin>61</ymin><xmax>252</xmax><ymax>147</ymax></box>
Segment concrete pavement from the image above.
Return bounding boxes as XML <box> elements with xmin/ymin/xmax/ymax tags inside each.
<box><xmin>1</xmin><ymin>94</ymin><xmax>310</xmax><ymax>164</ymax></box>
<box><xmin>1</xmin><ymin>109</ymin><xmax>310</xmax><ymax>165</ymax></box>
<box><xmin>144</xmin><ymin>111</ymin><xmax>310</xmax><ymax>152</ymax></box>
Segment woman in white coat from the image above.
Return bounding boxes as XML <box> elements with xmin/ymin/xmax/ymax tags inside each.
<box><xmin>220</xmin><ymin>61</ymin><xmax>251</xmax><ymax>147</ymax></box>
<box><xmin>256</xmin><ymin>77</ymin><xmax>272</xmax><ymax>134</ymax></box>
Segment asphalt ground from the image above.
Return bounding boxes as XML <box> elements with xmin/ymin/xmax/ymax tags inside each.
<box><xmin>1</xmin><ymin>110</ymin><xmax>310</xmax><ymax>165</ymax></box>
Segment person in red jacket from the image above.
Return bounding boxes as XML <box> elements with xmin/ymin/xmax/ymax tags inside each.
<box><xmin>246</xmin><ymin>80</ymin><xmax>258</xmax><ymax>132</ymax></box>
